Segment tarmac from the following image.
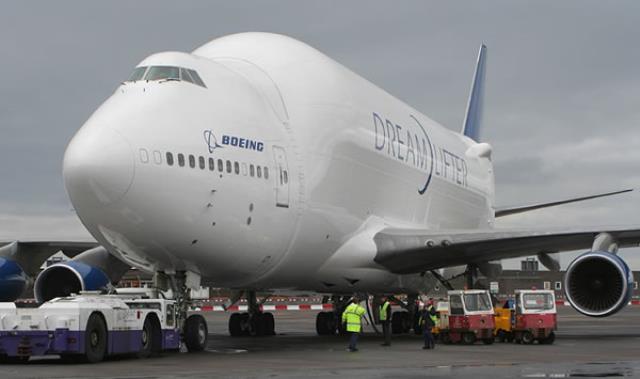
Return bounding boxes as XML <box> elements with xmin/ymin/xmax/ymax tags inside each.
<box><xmin>3</xmin><ymin>306</ymin><xmax>640</xmax><ymax>378</ymax></box>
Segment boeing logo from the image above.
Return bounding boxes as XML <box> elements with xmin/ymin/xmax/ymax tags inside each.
<box><xmin>204</xmin><ymin>130</ymin><xmax>223</xmax><ymax>153</ymax></box>
<box><xmin>204</xmin><ymin>130</ymin><xmax>264</xmax><ymax>153</ymax></box>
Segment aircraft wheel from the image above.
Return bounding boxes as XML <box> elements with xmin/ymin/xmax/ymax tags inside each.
<box><xmin>391</xmin><ymin>312</ymin><xmax>405</xmax><ymax>334</ymax></box>
<box><xmin>461</xmin><ymin>332</ymin><xmax>476</xmax><ymax>345</ymax></box>
<box><xmin>185</xmin><ymin>314</ymin><xmax>208</xmax><ymax>352</ymax></box>
<box><xmin>521</xmin><ymin>331</ymin><xmax>534</xmax><ymax>345</ymax></box>
<box><xmin>263</xmin><ymin>312</ymin><xmax>275</xmax><ymax>335</ymax></box>
<box><xmin>251</xmin><ymin>313</ymin><xmax>266</xmax><ymax>336</ymax></box>
<box><xmin>316</xmin><ymin>312</ymin><xmax>332</xmax><ymax>335</ymax></box>
<box><xmin>229</xmin><ymin>313</ymin><xmax>242</xmax><ymax>336</ymax></box>
<box><xmin>84</xmin><ymin>313</ymin><xmax>108</xmax><ymax>363</ymax></box>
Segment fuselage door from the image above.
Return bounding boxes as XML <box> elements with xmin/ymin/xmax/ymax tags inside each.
<box><xmin>272</xmin><ymin>146</ymin><xmax>289</xmax><ymax>208</ymax></box>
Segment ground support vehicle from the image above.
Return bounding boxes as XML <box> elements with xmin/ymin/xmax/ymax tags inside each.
<box><xmin>438</xmin><ymin>290</ymin><xmax>495</xmax><ymax>345</ymax></box>
<box><xmin>0</xmin><ymin>293</ymin><xmax>194</xmax><ymax>363</ymax></box>
<box><xmin>512</xmin><ymin>290</ymin><xmax>557</xmax><ymax>344</ymax></box>
<box><xmin>494</xmin><ymin>299</ymin><xmax>515</xmax><ymax>343</ymax></box>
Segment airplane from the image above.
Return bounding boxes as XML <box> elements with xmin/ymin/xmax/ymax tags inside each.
<box><xmin>0</xmin><ymin>32</ymin><xmax>638</xmax><ymax>350</ymax></box>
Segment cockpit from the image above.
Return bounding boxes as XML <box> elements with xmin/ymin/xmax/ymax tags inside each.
<box><xmin>126</xmin><ymin>66</ymin><xmax>206</xmax><ymax>88</ymax></box>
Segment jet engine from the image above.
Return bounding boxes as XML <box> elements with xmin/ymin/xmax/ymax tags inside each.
<box><xmin>564</xmin><ymin>251</ymin><xmax>634</xmax><ymax>317</ymax></box>
<box><xmin>0</xmin><ymin>257</ymin><xmax>27</xmax><ymax>301</ymax></box>
<box><xmin>34</xmin><ymin>246</ymin><xmax>130</xmax><ymax>303</ymax></box>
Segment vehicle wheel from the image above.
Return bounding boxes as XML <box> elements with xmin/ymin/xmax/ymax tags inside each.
<box><xmin>263</xmin><ymin>312</ymin><xmax>275</xmax><ymax>336</ymax></box>
<box><xmin>462</xmin><ymin>332</ymin><xmax>476</xmax><ymax>345</ymax></box>
<box><xmin>84</xmin><ymin>313</ymin><xmax>108</xmax><ymax>363</ymax></box>
<box><xmin>391</xmin><ymin>312</ymin><xmax>405</xmax><ymax>334</ymax></box>
<box><xmin>521</xmin><ymin>331</ymin><xmax>534</xmax><ymax>345</ymax></box>
<box><xmin>540</xmin><ymin>331</ymin><xmax>555</xmax><ymax>345</ymax></box>
<box><xmin>138</xmin><ymin>316</ymin><xmax>162</xmax><ymax>358</ymax></box>
<box><xmin>185</xmin><ymin>314</ymin><xmax>208</xmax><ymax>352</ymax></box>
<box><xmin>441</xmin><ymin>332</ymin><xmax>452</xmax><ymax>345</ymax></box>
<box><xmin>229</xmin><ymin>313</ymin><xmax>242</xmax><ymax>336</ymax></box>
<box><xmin>506</xmin><ymin>333</ymin><xmax>514</xmax><ymax>343</ymax></box>
<box><xmin>0</xmin><ymin>355</ymin><xmax>28</xmax><ymax>364</ymax></box>
<box><xmin>482</xmin><ymin>337</ymin><xmax>495</xmax><ymax>345</ymax></box>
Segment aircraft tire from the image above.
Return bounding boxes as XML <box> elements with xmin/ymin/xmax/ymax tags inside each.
<box><xmin>229</xmin><ymin>313</ymin><xmax>242</xmax><ymax>336</ymax></box>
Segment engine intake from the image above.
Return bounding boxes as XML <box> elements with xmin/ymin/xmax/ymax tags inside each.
<box><xmin>564</xmin><ymin>251</ymin><xmax>633</xmax><ymax>317</ymax></box>
<box><xmin>33</xmin><ymin>246</ymin><xmax>130</xmax><ymax>303</ymax></box>
<box><xmin>34</xmin><ymin>261</ymin><xmax>110</xmax><ymax>303</ymax></box>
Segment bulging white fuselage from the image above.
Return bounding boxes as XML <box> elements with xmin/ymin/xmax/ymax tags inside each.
<box><xmin>63</xmin><ymin>33</ymin><xmax>495</xmax><ymax>294</ymax></box>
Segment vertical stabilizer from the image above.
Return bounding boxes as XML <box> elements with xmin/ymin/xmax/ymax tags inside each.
<box><xmin>461</xmin><ymin>44</ymin><xmax>487</xmax><ymax>142</ymax></box>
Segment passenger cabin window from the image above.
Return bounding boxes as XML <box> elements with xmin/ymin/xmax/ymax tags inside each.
<box><xmin>189</xmin><ymin>155</ymin><xmax>195</xmax><ymax>168</ymax></box>
<box><xmin>218</xmin><ymin>159</ymin><xmax>223</xmax><ymax>172</ymax></box>
<box><xmin>250</xmin><ymin>164</ymin><xmax>255</xmax><ymax>177</ymax></box>
<box><xmin>128</xmin><ymin>66</ymin><xmax>148</xmax><ymax>82</ymax></box>
<box><xmin>256</xmin><ymin>166</ymin><xmax>262</xmax><ymax>178</ymax></box>
<box><xmin>178</xmin><ymin>154</ymin><xmax>185</xmax><ymax>167</ymax></box>
<box><xmin>264</xmin><ymin>167</ymin><xmax>269</xmax><ymax>180</ymax></box>
<box><xmin>234</xmin><ymin>161</ymin><xmax>240</xmax><ymax>174</ymax></box>
<box><xmin>226</xmin><ymin>160</ymin><xmax>232</xmax><ymax>173</ymax></box>
<box><xmin>199</xmin><ymin>156</ymin><xmax>205</xmax><ymax>170</ymax></box>
<box><xmin>208</xmin><ymin>158</ymin><xmax>214</xmax><ymax>171</ymax></box>
<box><xmin>166</xmin><ymin>152</ymin><xmax>174</xmax><ymax>166</ymax></box>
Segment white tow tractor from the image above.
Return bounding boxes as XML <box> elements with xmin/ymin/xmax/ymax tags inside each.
<box><xmin>0</xmin><ymin>292</ymin><xmax>208</xmax><ymax>363</ymax></box>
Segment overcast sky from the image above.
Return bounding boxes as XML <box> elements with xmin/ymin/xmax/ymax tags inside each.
<box><xmin>1</xmin><ymin>1</ymin><xmax>639</xmax><ymax>268</ymax></box>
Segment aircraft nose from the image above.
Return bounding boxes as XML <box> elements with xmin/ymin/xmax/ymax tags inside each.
<box><xmin>63</xmin><ymin>126</ymin><xmax>135</xmax><ymax>206</ymax></box>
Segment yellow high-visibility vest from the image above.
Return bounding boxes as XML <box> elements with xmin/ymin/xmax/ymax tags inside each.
<box><xmin>379</xmin><ymin>301</ymin><xmax>391</xmax><ymax>321</ymax></box>
<box><xmin>342</xmin><ymin>303</ymin><xmax>366</xmax><ymax>332</ymax></box>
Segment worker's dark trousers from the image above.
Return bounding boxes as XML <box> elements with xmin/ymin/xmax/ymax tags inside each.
<box><xmin>423</xmin><ymin>328</ymin><xmax>435</xmax><ymax>349</ymax></box>
<box><xmin>349</xmin><ymin>332</ymin><xmax>359</xmax><ymax>350</ymax></box>
<box><xmin>381</xmin><ymin>321</ymin><xmax>391</xmax><ymax>345</ymax></box>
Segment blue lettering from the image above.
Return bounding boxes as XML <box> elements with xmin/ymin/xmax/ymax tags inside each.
<box><xmin>257</xmin><ymin>142</ymin><xmax>264</xmax><ymax>152</ymax></box>
<box><xmin>222</xmin><ymin>135</ymin><xmax>230</xmax><ymax>145</ymax></box>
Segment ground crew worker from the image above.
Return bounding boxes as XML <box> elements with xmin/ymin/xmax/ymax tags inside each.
<box><xmin>419</xmin><ymin>299</ymin><xmax>438</xmax><ymax>349</ymax></box>
<box><xmin>342</xmin><ymin>296</ymin><xmax>366</xmax><ymax>352</ymax></box>
<box><xmin>379</xmin><ymin>296</ymin><xmax>392</xmax><ymax>346</ymax></box>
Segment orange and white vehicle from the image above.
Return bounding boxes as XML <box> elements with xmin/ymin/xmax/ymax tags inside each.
<box><xmin>439</xmin><ymin>290</ymin><xmax>495</xmax><ymax>345</ymax></box>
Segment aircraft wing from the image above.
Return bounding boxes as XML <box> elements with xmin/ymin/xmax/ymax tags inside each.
<box><xmin>0</xmin><ymin>240</ymin><xmax>98</xmax><ymax>276</ymax></box>
<box><xmin>373</xmin><ymin>226</ymin><xmax>640</xmax><ymax>274</ymax></box>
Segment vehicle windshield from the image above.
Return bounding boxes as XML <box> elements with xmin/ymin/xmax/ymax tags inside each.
<box><xmin>463</xmin><ymin>293</ymin><xmax>492</xmax><ymax>312</ymax></box>
<box><xmin>522</xmin><ymin>293</ymin><xmax>554</xmax><ymax>311</ymax></box>
<box><xmin>128</xmin><ymin>66</ymin><xmax>147</xmax><ymax>81</ymax></box>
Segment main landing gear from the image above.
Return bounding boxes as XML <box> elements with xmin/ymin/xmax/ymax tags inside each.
<box><xmin>316</xmin><ymin>295</ymin><xmax>350</xmax><ymax>336</ymax></box>
<box><xmin>167</xmin><ymin>271</ymin><xmax>208</xmax><ymax>352</ymax></box>
<box><xmin>228</xmin><ymin>291</ymin><xmax>275</xmax><ymax>337</ymax></box>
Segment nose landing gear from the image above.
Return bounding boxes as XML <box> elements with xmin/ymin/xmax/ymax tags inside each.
<box><xmin>228</xmin><ymin>291</ymin><xmax>275</xmax><ymax>337</ymax></box>
<box><xmin>165</xmin><ymin>271</ymin><xmax>208</xmax><ymax>352</ymax></box>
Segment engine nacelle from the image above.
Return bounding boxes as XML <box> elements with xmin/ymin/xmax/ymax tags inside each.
<box><xmin>0</xmin><ymin>257</ymin><xmax>27</xmax><ymax>302</ymax></box>
<box><xmin>564</xmin><ymin>251</ymin><xmax>634</xmax><ymax>317</ymax></box>
<box><xmin>34</xmin><ymin>261</ymin><xmax>110</xmax><ymax>303</ymax></box>
<box><xmin>33</xmin><ymin>246</ymin><xmax>130</xmax><ymax>303</ymax></box>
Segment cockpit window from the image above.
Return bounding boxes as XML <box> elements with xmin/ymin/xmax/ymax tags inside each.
<box><xmin>188</xmin><ymin>69</ymin><xmax>206</xmax><ymax>87</ymax></box>
<box><xmin>128</xmin><ymin>66</ymin><xmax>148</xmax><ymax>82</ymax></box>
<box><xmin>180</xmin><ymin>68</ymin><xmax>194</xmax><ymax>84</ymax></box>
<box><xmin>145</xmin><ymin>66</ymin><xmax>180</xmax><ymax>81</ymax></box>
<box><xmin>126</xmin><ymin>65</ymin><xmax>205</xmax><ymax>88</ymax></box>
